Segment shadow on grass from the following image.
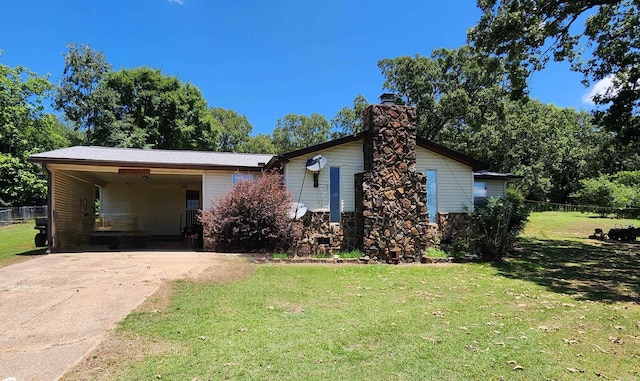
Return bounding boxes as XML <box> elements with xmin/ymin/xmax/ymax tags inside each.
<box><xmin>494</xmin><ymin>238</ymin><xmax>639</xmax><ymax>303</ymax></box>
<box><xmin>17</xmin><ymin>248</ymin><xmax>47</xmax><ymax>256</ymax></box>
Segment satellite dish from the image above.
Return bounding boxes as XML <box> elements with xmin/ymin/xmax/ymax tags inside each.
<box><xmin>288</xmin><ymin>202</ymin><xmax>307</xmax><ymax>220</ymax></box>
<box><xmin>305</xmin><ymin>154</ymin><xmax>327</xmax><ymax>172</ymax></box>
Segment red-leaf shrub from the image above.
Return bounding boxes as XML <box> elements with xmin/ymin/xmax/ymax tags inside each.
<box><xmin>200</xmin><ymin>173</ymin><xmax>302</xmax><ymax>252</ymax></box>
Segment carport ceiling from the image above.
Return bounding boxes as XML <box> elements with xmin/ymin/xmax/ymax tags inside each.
<box><xmin>62</xmin><ymin>169</ymin><xmax>202</xmax><ymax>186</ymax></box>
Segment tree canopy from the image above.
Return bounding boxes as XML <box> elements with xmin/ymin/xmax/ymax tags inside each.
<box><xmin>379</xmin><ymin>46</ymin><xmax>508</xmax><ymax>141</ymax></box>
<box><xmin>330</xmin><ymin>95</ymin><xmax>369</xmax><ymax>138</ymax></box>
<box><xmin>1</xmin><ymin>58</ymin><xmax>76</xmax><ymax>205</ymax></box>
<box><xmin>469</xmin><ymin>0</ymin><xmax>640</xmax><ymax>140</ymax></box>
<box><xmin>378</xmin><ymin>45</ymin><xmax>616</xmax><ymax>202</ymax></box>
<box><xmin>208</xmin><ymin>107</ymin><xmax>253</xmax><ymax>152</ymax></box>
<box><xmin>272</xmin><ymin>113</ymin><xmax>331</xmax><ymax>153</ymax></box>
<box><xmin>54</xmin><ymin>43</ymin><xmax>112</xmax><ymax>143</ymax></box>
<box><xmin>90</xmin><ymin>67</ymin><xmax>218</xmax><ymax>150</ymax></box>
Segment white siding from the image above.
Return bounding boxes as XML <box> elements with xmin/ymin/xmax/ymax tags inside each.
<box><xmin>204</xmin><ymin>171</ymin><xmax>233</xmax><ymax>209</ymax></box>
<box><xmin>486</xmin><ymin>179</ymin><xmax>506</xmax><ymax>198</ymax></box>
<box><xmin>101</xmin><ymin>183</ymin><xmax>188</xmax><ymax>235</ymax></box>
<box><xmin>51</xmin><ymin>170</ymin><xmax>95</xmax><ymax>248</ymax></box>
<box><xmin>285</xmin><ymin>141</ymin><xmax>364</xmax><ymax>212</ymax></box>
<box><xmin>416</xmin><ymin>147</ymin><xmax>474</xmax><ymax>213</ymax></box>
<box><xmin>203</xmin><ymin>170</ymin><xmax>263</xmax><ymax>209</ymax></box>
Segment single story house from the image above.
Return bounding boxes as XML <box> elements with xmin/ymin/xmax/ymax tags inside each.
<box><xmin>29</xmin><ymin>147</ymin><xmax>272</xmax><ymax>249</ymax></box>
<box><xmin>30</xmin><ymin>97</ymin><xmax>516</xmax><ymax>260</ymax></box>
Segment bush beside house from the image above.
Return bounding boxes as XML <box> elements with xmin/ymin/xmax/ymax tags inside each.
<box><xmin>200</xmin><ymin>173</ymin><xmax>302</xmax><ymax>253</ymax></box>
<box><xmin>473</xmin><ymin>189</ymin><xmax>529</xmax><ymax>262</ymax></box>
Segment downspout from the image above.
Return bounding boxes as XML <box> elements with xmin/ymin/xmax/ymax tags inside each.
<box><xmin>42</xmin><ymin>163</ymin><xmax>53</xmax><ymax>254</ymax></box>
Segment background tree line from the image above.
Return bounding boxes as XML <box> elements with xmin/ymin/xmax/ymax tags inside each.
<box><xmin>1</xmin><ymin>0</ymin><xmax>638</xmax><ymax>207</ymax></box>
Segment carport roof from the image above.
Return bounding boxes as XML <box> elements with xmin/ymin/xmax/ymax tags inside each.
<box><xmin>29</xmin><ymin>146</ymin><xmax>274</xmax><ymax>170</ymax></box>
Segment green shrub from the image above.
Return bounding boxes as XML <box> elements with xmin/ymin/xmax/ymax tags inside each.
<box><xmin>424</xmin><ymin>247</ymin><xmax>449</xmax><ymax>258</ymax></box>
<box><xmin>474</xmin><ymin>189</ymin><xmax>529</xmax><ymax>262</ymax></box>
<box><xmin>572</xmin><ymin>172</ymin><xmax>640</xmax><ymax>218</ymax></box>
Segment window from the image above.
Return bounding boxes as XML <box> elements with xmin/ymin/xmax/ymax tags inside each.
<box><xmin>232</xmin><ymin>173</ymin><xmax>254</xmax><ymax>185</ymax></box>
<box><xmin>474</xmin><ymin>182</ymin><xmax>487</xmax><ymax>206</ymax></box>
<box><xmin>426</xmin><ymin>170</ymin><xmax>437</xmax><ymax>223</ymax></box>
<box><xmin>329</xmin><ymin>167</ymin><xmax>341</xmax><ymax>223</ymax></box>
<box><xmin>185</xmin><ymin>190</ymin><xmax>200</xmax><ymax>209</ymax></box>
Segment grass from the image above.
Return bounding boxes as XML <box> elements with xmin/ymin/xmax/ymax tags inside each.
<box><xmin>0</xmin><ymin>221</ymin><xmax>45</xmax><ymax>266</ymax></box>
<box><xmin>522</xmin><ymin>211</ymin><xmax>640</xmax><ymax>241</ymax></box>
<box><xmin>424</xmin><ymin>246</ymin><xmax>450</xmax><ymax>258</ymax></box>
<box><xmin>335</xmin><ymin>249</ymin><xmax>362</xmax><ymax>258</ymax></box>
<box><xmin>313</xmin><ymin>250</ymin><xmax>363</xmax><ymax>259</ymax></box>
<box><xmin>96</xmin><ymin>211</ymin><xmax>640</xmax><ymax>380</ymax></box>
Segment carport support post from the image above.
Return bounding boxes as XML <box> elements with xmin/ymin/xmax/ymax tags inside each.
<box><xmin>43</xmin><ymin>163</ymin><xmax>53</xmax><ymax>253</ymax></box>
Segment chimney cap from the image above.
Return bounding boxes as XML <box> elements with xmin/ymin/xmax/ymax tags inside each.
<box><xmin>380</xmin><ymin>93</ymin><xmax>397</xmax><ymax>105</ymax></box>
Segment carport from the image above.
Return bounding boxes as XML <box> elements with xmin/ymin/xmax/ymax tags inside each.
<box><xmin>29</xmin><ymin>146</ymin><xmax>272</xmax><ymax>251</ymax></box>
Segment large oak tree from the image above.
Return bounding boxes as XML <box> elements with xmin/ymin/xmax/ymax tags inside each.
<box><xmin>469</xmin><ymin>0</ymin><xmax>640</xmax><ymax>141</ymax></box>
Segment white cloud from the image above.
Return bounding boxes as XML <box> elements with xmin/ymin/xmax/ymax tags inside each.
<box><xmin>582</xmin><ymin>76</ymin><xmax>617</xmax><ymax>104</ymax></box>
<box><xmin>168</xmin><ymin>0</ymin><xmax>184</xmax><ymax>4</ymax></box>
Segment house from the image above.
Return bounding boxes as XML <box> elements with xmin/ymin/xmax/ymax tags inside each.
<box><xmin>30</xmin><ymin>96</ymin><xmax>513</xmax><ymax>259</ymax></box>
<box><xmin>29</xmin><ymin>147</ymin><xmax>271</xmax><ymax>249</ymax></box>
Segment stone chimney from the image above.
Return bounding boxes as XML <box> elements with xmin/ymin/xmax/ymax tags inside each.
<box><xmin>356</xmin><ymin>95</ymin><xmax>429</xmax><ymax>262</ymax></box>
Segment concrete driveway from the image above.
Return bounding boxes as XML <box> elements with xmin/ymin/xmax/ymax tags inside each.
<box><xmin>0</xmin><ymin>252</ymin><xmax>240</xmax><ymax>381</ymax></box>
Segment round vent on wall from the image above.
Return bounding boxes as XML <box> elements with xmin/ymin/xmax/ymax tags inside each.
<box><xmin>288</xmin><ymin>202</ymin><xmax>307</xmax><ymax>220</ymax></box>
<box><xmin>305</xmin><ymin>155</ymin><xmax>327</xmax><ymax>172</ymax></box>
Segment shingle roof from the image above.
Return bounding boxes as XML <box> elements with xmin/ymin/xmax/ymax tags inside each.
<box><xmin>29</xmin><ymin>146</ymin><xmax>274</xmax><ymax>170</ymax></box>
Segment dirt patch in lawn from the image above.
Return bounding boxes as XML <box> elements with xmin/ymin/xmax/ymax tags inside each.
<box><xmin>192</xmin><ymin>257</ymin><xmax>256</xmax><ymax>284</ymax></box>
<box><xmin>61</xmin><ymin>255</ymin><xmax>255</xmax><ymax>380</ymax></box>
<box><xmin>60</xmin><ymin>333</ymin><xmax>179</xmax><ymax>381</ymax></box>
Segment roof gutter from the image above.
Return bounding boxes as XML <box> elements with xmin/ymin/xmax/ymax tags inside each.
<box><xmin>28</xmin><ymin>157</ymin><xmax>265</xmax><ymax>172</ymax></box>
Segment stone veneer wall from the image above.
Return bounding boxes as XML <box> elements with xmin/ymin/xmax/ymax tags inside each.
<box><xmin>437</xmin><ymin>212</ymin><xmax>477</xmax><ymax>253</ymax></box>
<box><xmin>296</xmin><ymin>211</ymin><xmax>359</xmax><ymax>256</ymax></box>
<box><xmin>358</xmin><ymin>104</ymin><xmax>430</xmax><ymax>262</ymax></box>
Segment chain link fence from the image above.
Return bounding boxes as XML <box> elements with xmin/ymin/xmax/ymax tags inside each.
<box><xmin>0</xmin><ymin>206</ymin><xmax>48</xmax><ymax>226</ymax></box>
<box><xmin>524</xmin><ymin>200</ymin><xmax>640</xmax><ymax>219</ymax></box>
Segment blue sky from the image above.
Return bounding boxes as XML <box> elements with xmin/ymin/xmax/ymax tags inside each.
<box><xmin>0</xmin><ymin>0</ymin><xmax>597</xmax><ymax>136</ymax></box>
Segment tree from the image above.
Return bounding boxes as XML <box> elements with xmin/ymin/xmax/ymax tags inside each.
<box><xmin>236</xmin><ymin>133</ymin><xmax>278</xmax><ymax>154</ymax></box>
<box><xmin>469</xmin><ymin>0</ymin><xmax>640</xmax><ymax>140</ymax></box>
<box><xmin>330</xmin><ymin>95</ymin><xmax>369</xmax><ymax>138</ymax></box>
<box><xmin>1</xmin><ymin>58</ymin><xmax>74</xmax><ymax>205</ymax></box>
<box><xmin>54</xmin><ymin>43</ymin><xmax>112</xmax><ymax>143</ymax></box>
<box><xmin>476</xmin><ymin>100</ymin><xmax>603</xmax><ymax>202</ymax></box>
<box><xmin>272</xmin><ymin>113</ymin><xmax>331</xmax><ymax>153</ymax></box>
<box><xmin>91</xmin><ymin>67</ymin><xmax>219</xmax><ymax>150</ymax></box>
<box><xmin>378</xmin><ymin>46</ymin><xmax>606</xmax><ymax>202</ymax></box>
<box><xmin>572</xmin><ymin>171</ymin><xmax>640</xmax><ymax>218</ymax></box>
<box><xmin>379</xmin><ymin>46</ymin><xmax>508</xmax><ymax>141</ymax></box>
<box><xmin>208</xmin><ymin>107</ymin><xmax>253</xmax><ymax>152</ymax></box>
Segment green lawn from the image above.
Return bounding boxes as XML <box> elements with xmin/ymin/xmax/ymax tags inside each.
<box><xmin>0</xmin><ymin>221</ymin><xmax>45</xmax><ymax>266</ymax></box>
<box><xmin>94</xmin><ymin>211</ymin><xmax>639</xmax><ymax>380</ymax></box>
<box><xmin>522</xmin><ymin>211</ymin><xmax>640</xmax><ymax>241</ymax></box>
